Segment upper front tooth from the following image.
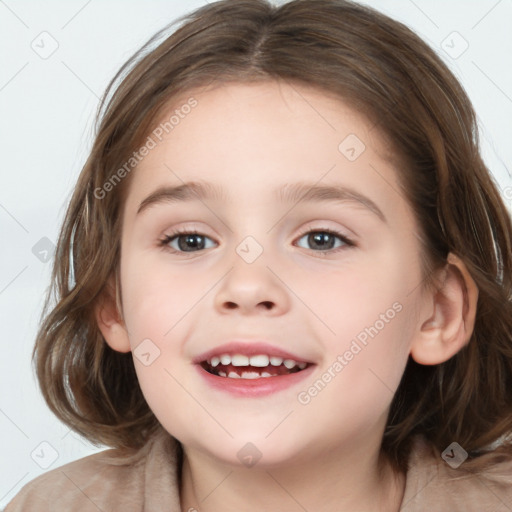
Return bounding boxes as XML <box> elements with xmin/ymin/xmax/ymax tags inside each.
<box><xmin>283</xmin><ymin>359</ymin><xmax>297</xmax><ymax>369</ymax></box>
<box><xmin>249</xmin><ymin>355</ymin><xmax>270</xmax><ymax>367</ymax></box>
<box><xmin>210</xmin><ymin>356</ymin><xmax>220</xmax><ymax>367</ymax></box>
<box><xmin>231</xmin><ymin>354</ymin><xmax>250</xmax><ymax>366</ymax></box>
<box><xmin>270</xmin><ymin>356</ymin><xmax>283</xmax><ymax>366</ymax></box>
<box><xmin>220</xmin><ymin>354</ymin><xmax>231</xmax><ymax>365</ymax></box>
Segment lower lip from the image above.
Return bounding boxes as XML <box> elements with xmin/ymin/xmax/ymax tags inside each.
<box><xmin>195</xmin><ymin>364</ymin><xmax>316</xmax><ymax>397</ymax></box>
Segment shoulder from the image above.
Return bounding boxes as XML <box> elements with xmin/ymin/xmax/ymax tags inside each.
<box><xmin>4</xmin><ymin>430</ymin><xmax>181</xmax><ymax>512</ymax></box>
<box><xmin>4</xmin><ymin>448</ymin><xmax>146</xmax><ymax>512</ymax></box>
<box><xmin>402</xmin><ymin>436</ymin><xmax>512</xmax><ymax>511</ymax></box>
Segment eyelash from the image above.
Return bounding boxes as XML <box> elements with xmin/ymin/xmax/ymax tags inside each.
<box><xmin>159</xmin><ymin>226</ymin><xmax>355</xmax><ymax>256</ymax></box>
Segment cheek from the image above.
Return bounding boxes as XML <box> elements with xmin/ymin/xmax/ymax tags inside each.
<box><xmin>293</xmin><ymin>304</ymin><xmax>414</xmax><ymax>444</ymax></box>
<box><xmin>302</xmin><ymin>237</ymin><xmax>421</xmax><ymax>403</ymax></box>
<box><xmin>119</xmin><ymin>253</ymin><xmax>210</xmax><ymax>344</ymax></box>
<box><xmin>118</xmin><ymin>258</ymin><xmax>206</xmax><ymax>434</ymax></box>
<box><xmin>311</xmin><ymin>241</ymin><xmax>420</xmax><ymax>347</ymax></box>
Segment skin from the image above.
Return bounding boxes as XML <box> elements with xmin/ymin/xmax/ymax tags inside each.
<box><xmin>97</xmin><ymin>81</ymin><xmax>478</xmax><ymax>511</ymax></box>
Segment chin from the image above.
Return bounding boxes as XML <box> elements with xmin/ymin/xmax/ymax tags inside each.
<box><xmin>201</xmin><ymin>435</ymin><xmax>309</xmax><ymax>470</ymax></box>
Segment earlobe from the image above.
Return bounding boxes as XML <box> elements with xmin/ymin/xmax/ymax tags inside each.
<box><xmin>95</xmin><ymin>278</ymin><xmax>132</xmax><ymax>353</ymax></box>
<box><xmin>410</xmin><ymin>253</ymin><xmax>479</xmax><ymax>365</ymax></box>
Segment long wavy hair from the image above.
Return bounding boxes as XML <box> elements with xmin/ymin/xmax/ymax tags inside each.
<box><xmin>34</xmin><ymin>0</ymin><xmax>512</xmax><ymax>475</ymax></box>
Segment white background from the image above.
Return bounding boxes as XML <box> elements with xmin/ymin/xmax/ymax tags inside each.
<box><xmin>1</xmin><ymin>0</ymin><xmax>511</xmax><ymax>507</ymax></box>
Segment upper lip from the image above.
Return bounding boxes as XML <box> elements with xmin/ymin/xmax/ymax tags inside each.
<box><xmin>193</xmin><ymin>341</ymin><xmax>314</xmax><ymax>364</ymax></box>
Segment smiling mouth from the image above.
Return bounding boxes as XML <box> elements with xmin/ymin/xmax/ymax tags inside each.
<box><xmin>200</xmin><ymin>354</ymin><xmax>311</xmax><ymax>379</ymax></box>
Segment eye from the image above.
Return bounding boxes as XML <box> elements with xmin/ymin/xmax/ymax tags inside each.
<box><xmin>160</xmin><ymin>229</ymin><xmax>216</xmax><ymax>253</ymax></box>
<box><xmin>159</xmin><ymin>227</ymin><xmax>355</xmax><ymax>255</ymax></box>
<box><xmin>294</xmin><ymin>228</ymin><xmax>354</xmax><ymax>254</ymax></box>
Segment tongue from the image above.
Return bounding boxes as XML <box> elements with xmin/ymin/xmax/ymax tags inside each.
<box><xmin>217</xmin><ymin>363</ymin><xmax>293</xmax><ymax>377</ymax></box>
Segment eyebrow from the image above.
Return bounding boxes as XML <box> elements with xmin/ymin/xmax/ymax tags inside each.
<box><xmin>137</xmin><ymin>180</ymin><xmax>386</xmax><ymax>222</ymax></box>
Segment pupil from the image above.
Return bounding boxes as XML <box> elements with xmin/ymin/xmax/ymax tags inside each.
<box><xmin>179</xmin><ymin>234</ymin><xmax>204</xmax><ymax>252</ymax></box>
<box><xmin>309</xmin><ymin>232</ymin><xmax>334</xmax><ymax>250</ymax></box>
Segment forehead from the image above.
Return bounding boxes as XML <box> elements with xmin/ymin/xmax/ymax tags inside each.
<box><xmin>122</xmin><ymin>80</ymin><xmax>407</xmax><ymax>221</ymax></box>
<box><xmin>157</xmin><ymin>80</ymin><xmax>377</xmax><ymax>152</ymax></box>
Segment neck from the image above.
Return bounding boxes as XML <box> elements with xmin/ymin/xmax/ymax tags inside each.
<box><xmin>179</xmin><ymin>439</ymin><xmax>405</xmax><ymax>512</ymax></box>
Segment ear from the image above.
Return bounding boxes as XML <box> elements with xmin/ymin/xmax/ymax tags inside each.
<box><xmin>410</xmin><ymin>253</ymin><xmax>479</xmax><ymax>365</ymax></box>
<box><xmin>95</xmin><ymin>275</ymin><xmax>131</xmax><ymax>353</ymax></box>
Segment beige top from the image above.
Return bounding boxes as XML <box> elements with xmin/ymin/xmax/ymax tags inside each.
<box><xmin>5</xmin><ymin>431</ymin><xmax>512</xmax><ymax>511</ymax></box>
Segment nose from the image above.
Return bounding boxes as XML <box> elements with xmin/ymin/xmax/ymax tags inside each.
<box><xmin>214</xmin><ymin>259</ymin><xmax>291</xmax><ymax>316</ymax></box>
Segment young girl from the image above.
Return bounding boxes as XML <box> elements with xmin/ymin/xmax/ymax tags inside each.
<box><xmin>6</xmin><ymin>0</ymin><xmax>512</xmax><ymax>510</ymax></box>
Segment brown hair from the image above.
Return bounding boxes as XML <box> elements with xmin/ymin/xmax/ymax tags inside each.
<box><xmin>34</xmin><ymin>0</ymin><xmax>512</xmax><ymax>475</ymax></box>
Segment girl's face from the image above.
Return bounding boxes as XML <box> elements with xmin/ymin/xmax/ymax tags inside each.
<box><xmin>116</xmin><ymin>81</ymin><xmax>427</xmax><ymax>467</ymax></box>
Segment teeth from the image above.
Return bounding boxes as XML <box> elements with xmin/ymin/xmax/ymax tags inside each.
<box><xmin>249</xmin><ymin>355</ymin><xmax>269</xmax><ymax>367</ymax></box>
<box><xmin>239</xmin><ymin>371</ymin><xmax>261</xmax><ymax>379</ymax></box>
<box><xmin>231</xmin><ymin>354</ymin><xmax>250</xmax><ymax>366</ymax></box>
<box><xmin>207</xmin><ymin>353</ymin><xmax>308</xmax><ymax>372</ymax></box>
<box><xmin>225</xmin><ymin>370</ymin><xmax>273</xmax><ymax>379</ymax></box>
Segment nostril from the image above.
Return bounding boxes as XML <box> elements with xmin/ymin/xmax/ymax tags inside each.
<box><xmin>221</xmin><ymin>301</ymin><xmax>275</xmax><ymax>311</ymax></box>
